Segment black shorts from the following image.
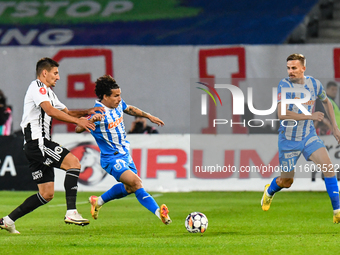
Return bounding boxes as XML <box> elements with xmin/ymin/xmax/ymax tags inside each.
<box><xmin>24</xmin><ymin>138</ymin><xmax>70</xmax><ymax>184</ymax></box>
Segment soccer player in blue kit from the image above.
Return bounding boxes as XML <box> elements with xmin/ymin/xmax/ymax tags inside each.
<box><xmin>75</xmin><ymin>75</ymin><xmax>172</xmax><ymax>225</ymax></box>
<box><xmin>261</xmin><ymin>53</ymin><xmax>340</xmax><ymax>223</ymax></box>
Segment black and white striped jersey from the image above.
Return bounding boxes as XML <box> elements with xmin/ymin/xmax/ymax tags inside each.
<box><xmin>20</xmin><ymin>79</ymin><xmax>66</xmax><ymax>143</ymax></box>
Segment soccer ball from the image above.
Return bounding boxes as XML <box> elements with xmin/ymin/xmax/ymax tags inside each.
<box><xmin>185</xmin><ymin>212</ymin><xmax>208</xmax><ymax>233</ymax></box>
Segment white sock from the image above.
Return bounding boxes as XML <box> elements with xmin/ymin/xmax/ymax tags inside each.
<box><xmin>155</xmin><ymin>208</ymin><xmax>161</xmax><ymax>220</ymax></box>
<box><xmin>97</xmin><ymin>196</ymin><xmax>105</xmax><ymax>206</ymax></box>
<box><xmin>334</xmin><ymin>209</ymin><xmax>340</xmax><ymax>214</ymax></box>
<box><xmin>266</xmin><ymin>190</ymin><xmax>272</xmax><ymax>197</ymax></box>
<box><xmin>66</xmin><ymin>209</ymin><xmax>77</xmax><ymax>214</ymax></box>
<box><xmin>4</xmin><ymin>215</ymin><xmax>14</xmax><ymax>225</ymax></box>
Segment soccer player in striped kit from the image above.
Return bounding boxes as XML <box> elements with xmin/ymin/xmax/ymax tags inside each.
<box><xmin>261</xmin><ymin>53</ymin><xmax>340</xmax><ymax>223</ymax></box>
<box><xmin>0</xmin><ymin>58</ymin><xmax>104</xmax><ymax>234</ymax></box>
<box><xmin>75</xmin><ymin>74</ymin><xmax>172</xmax><ymax>225</ymax></box>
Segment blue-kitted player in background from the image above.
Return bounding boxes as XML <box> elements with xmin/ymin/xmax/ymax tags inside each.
<box><xmin>261</xmin><ymin>53</ymin><xmax>340</xmax><ymax>223</ymax></box>
<box><xmin>76</xmin><ymin>75</ymin><xmax>171</xmax><ymax>225</ymax></box>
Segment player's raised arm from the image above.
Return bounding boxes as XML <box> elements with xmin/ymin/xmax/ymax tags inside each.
<box><xmin>63</xmin><ymin>107</ymin><xmax>105</xmax><ymax>118</ymax></box>
<box><xmin>123</xmin><ymin>105</ymin><xmax>164</xmax><ymax>126</ymax></box>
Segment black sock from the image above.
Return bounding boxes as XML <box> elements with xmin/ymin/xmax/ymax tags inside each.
<box><xmin>8</xmin><ymin>193</ymin><xmax>48</xmax><ymax>221</ymax></box>
<box><xmin>64</xmin><ymin>169</ymin><xmax>80</xmax><ymax>210</ymax></box>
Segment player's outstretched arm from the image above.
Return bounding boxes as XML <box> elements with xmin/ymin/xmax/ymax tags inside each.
<box><xmin>123</xmin><ymin>105</ymin><xmax>164</xmax><ymax>126</ymax></box>
<box><xmin>40</xmin><ymin>101</ymin><xmax>96</xmax><ymax>132</ymax></box>
<box><xmin>75</xmin><ymin>114</ymin><xmax>103</xmax><ymax>133</ymax></box>
<box><xmin>63</xmin><ymin>107</ymin><xmax>105</xmax><ymax>118</ymax></box>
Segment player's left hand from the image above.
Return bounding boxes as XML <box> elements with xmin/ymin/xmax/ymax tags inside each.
<box><xmin>148</xmin><ymin>115</ymin><xmax>164</xmax><ymax>126</ymax></box>
<box><xmin>333</xmin><ymin>127</ymin><xmax>340</xmax><ymax>144</ymax></box>
<box><xmin>88</xmin><ymin>107</ymin><xmax>105</xmax><ymax>115</ymax></box>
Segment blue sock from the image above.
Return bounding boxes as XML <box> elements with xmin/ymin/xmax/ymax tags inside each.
<box><xmin>101</xmin><ymin>183</ymin><xmax>129</xmax><ymax>203</ymax></box>
<box><xmin>324</xmin><ymin>176</ymin><xmax>340</xmax><ymax>211</ymax></box>
<box><xmin>267</xmin><ymin>177</ymin><xmax>283</xmax><ymax>196</ymax></box>
<box><xmin>135</xmin><ymin>188</ymin><xmax>159</xmax><ymax>214</ymax></box>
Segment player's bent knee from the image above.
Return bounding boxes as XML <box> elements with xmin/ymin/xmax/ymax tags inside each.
<box><xmin>41</xmin><ymin>192</ymin><xmax>54</xmax><ymax>202</ymax></box>
<box><xmin>69</xmin><ymin>156</ymin><xmax>81</xmax><ymax>169</ymax></box>
<box><xmin>62</xmin><ymin>153</ymin><xmax>81</xmax><ymax>170</ymax></box>
<box><xmin>124</xmin><ymin>185</ymin><xmax>134</xmax><ymax>194</ymax></box>
<box><xmin>130</xmin><ymin>180</ymin><xmax>143</xmax><ymax>193</ymax></box>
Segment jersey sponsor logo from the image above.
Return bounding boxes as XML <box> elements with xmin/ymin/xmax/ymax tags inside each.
<box><xmin>32</xmin><ymin>170</ymin><xmax>43</xmax><ymax>180</ymax></box>
<box><xmin>284</xmin><ymin>151</ymin><xmax>300</xmax><ymax>159</ymax></box>
<box><xmin>108</xmin><ymin>116</ymin><xmax>123</xmax><ymax>129</ymax></box>
<box><xmin>293</xmin><ymin>97</ymin><xmax>314</xmax><ymax>106</ymax></box>
<box><xmin>278</xmin><ymin>93</ymin><xmax>281</xmax><ymax>101</ymax></box>
<box><xmin>39</xmin><ymin>87</ymin><xmax>46</xmax><ymax>95</ymax></box>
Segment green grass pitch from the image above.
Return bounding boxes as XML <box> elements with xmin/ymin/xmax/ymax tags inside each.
<box><xmin>0</xmin><ymin>191</ymin><xmax>339</xmax><ymax>255</ymax></box>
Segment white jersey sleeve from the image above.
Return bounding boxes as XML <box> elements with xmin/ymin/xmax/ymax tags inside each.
<box><xmin>30</xmin><ymin>80</ymin><xmax>51</xmax><ymax>107</ymax></box>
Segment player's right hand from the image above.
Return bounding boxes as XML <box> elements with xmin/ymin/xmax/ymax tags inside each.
<box><xmin>311</xmin><ymin>111</ymin><xmax>324</xmax><ymax>121</ymax></box>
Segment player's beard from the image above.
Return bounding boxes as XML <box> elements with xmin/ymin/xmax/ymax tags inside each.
<box><xmin>289</xmin><ymin>76</ymin><xmax>303</xmax><ymax>84</ymax></box>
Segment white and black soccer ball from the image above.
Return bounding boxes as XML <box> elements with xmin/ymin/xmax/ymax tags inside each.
<box><xmin>185</xmin><ymin>212</ymin><xmax>208</xmax><ymax>233</ymax></box>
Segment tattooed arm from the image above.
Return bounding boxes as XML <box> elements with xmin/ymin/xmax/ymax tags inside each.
<box><xmin>124</xmin><ymin>105</ymin><xmax>164</xmax><ymax>126</ymax></box>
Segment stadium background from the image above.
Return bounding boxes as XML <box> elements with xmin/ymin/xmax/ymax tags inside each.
<box><xmin>0</xmin><ymin>0</ymin><xmax>337</xmax><ymax>192</ymax></box>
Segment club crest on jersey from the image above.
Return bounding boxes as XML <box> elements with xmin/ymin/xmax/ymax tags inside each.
<box><xmin>39</xmin><ymin>87</ymin><xmax>46</xmax><ymax>95</ymax></box>
<box><xmin>278</xmin><ymin>93</ymin><xmax>281</xmax><ymax>101</ymax></box>
<box><xmin>54</xmin><ymin>146</ymin><xmax>63</xmax><ymax>154</ymax></box>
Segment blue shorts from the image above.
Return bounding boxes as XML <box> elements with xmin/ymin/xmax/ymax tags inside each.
<box><xmin>100</xmin><ymin>153</ymin><xmax>137</xmax><ymax>181</ymax></box>
<box><xmin>278</xmin><ymin>130</ymin><xmax>325</xmax><ymax>172</ymax></box>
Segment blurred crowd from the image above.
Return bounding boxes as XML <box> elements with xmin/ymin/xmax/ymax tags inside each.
<box><xmin>0</xmin><ymin>90</ymin><xmax>12</xmax><ymax>136</ymax></box>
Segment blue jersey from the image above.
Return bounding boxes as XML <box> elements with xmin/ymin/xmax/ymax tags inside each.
<box><xmin>90</xmin><ymin>99</ymin><xmax>130</xmax><ymax>157</ymax></box>
<box><xmin>277</xmin><ymin>76</ymin><xmax>327</xmax><ymax>141</ymax></box>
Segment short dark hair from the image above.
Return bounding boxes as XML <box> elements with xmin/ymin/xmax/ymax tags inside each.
<box><xmin>36</xmin><ymin>58</ymin><xmax>59</xmax><ymax>77</ymax></box>
<box><xmin>287</xmin><ymin>53</ymin><xmax>306</xmax><ymax>66</ymax></box>
<box><xmin>327</xmin><ymin>81</ymin><xmax>338</xmax><ymax>89</ymax></box>
<box><xmin>95</xmin><ymin>75</ymin><xmax>120</xmax><ymax>100</ymax></box>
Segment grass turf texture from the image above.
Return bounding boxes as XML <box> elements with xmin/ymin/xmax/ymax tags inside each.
<box><xmin>0</xmin><ymin>191</ymin><xmax>339</xmax><ymax>255</ymax></box>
